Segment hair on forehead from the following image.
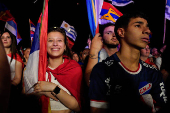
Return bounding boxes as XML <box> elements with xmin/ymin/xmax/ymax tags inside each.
<box><xmin>114</xmin><ymin>11</ymin><xmax>148</xmax><ymax>42</ymax></box>
<box><xmin>99</xmin><ymin>23</ymin><xmax>115</xmax><ymax>37</ymax></box>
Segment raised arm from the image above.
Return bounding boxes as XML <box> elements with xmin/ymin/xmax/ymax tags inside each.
<box><xmin>85</xmin><ymin>33</ymin><xmax>103</xmax><ymax>86</ymax></box>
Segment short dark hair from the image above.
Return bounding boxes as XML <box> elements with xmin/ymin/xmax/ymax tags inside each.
<box><xmin>99</xmin><ymin>23</ymin><xmax>115</xmax><ymax>37</ymax></box>
<box><xmin>114</xmin><ymin>11</ymin><xmax>149</xmax><ymax>42</ymax></box>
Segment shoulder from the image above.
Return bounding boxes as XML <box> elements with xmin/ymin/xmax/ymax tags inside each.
<box><xmin>16</xmin><ymin>53</ymin><xmax>23</xmax><ymax>63</ymax></box>
<box><xmin>140</xmin><ymin>60</ymin><xmax>158</xmax><ymax>71</ymax></box>
<box><xmin>66</xmin><ymin>59</ymin><xmax>82</xmax><ymax>74</ymax></box>
<box><xmin>140</xmin><ymin>60</ymin><xmax>163</xmax><ymax>79</ymax></box>
<box><xmin>98</xmin><ymin>48</ymin><xmax>109</xmax><ymax>62</ymax></box>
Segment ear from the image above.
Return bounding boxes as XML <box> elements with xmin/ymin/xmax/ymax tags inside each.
<box><xmin>117</xmin><ymin>28</ymin><xmax>125</xmax><ymax>38</ymax></box>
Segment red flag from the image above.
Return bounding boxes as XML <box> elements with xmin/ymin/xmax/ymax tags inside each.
<box><xmin>38</xmin><ymin>0</ymin><xmax>48</xmax><ymax>113</ymax></box>
<box><xmin>0</xmin><ymin>3</ymin><xmax>14</xmax><ymax>21</ymax></box>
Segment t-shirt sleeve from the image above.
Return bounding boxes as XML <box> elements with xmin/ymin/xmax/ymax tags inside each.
<box><xmin>89</xmin><ymin>63</ymin><xmax>110</xmax><ymax>109</ymax></box>
<box><xmin>151</xmin><ymin>71</ymin><xmax>167</xmax><ymax>108</ymax></box>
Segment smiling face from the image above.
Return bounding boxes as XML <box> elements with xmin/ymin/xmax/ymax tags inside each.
<box><xmin>122</xmin><ymin>17</ymin><xmax>151</xmax><ymax>49</ymax></box>
<box><xmin>47</xmin><ymin>31</ymin><xmax>66</xmax><ymax>59</ymax></box>
<box><xmin>1</xmin><ymin>32</ymin><xmax>12</xmax><ymax>48</ymax></box>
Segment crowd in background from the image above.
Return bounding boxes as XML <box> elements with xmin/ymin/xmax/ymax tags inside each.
<box><xmin>0</xmin><ymin>11</ymin><xmax>170</xmax><ymax>113</ymax></box>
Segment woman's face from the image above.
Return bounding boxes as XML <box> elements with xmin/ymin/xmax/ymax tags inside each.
<box><xmin>1</xmin><ymin>32</ymin><xmax>12</xmax><ymax>48</ymax></box>
<box><xmin>47</xmin><ymin>31</ymin><xmax>66</xmax><ymax>58</ymax></box>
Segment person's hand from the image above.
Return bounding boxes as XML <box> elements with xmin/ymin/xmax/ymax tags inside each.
<box><xmin>90</xmin><ymin>33</ymin><xmax>103</xmax><ymax>53</ymax></box>
<box><xmin>34</xmin><ymin>81</ymin><xmax>57</xmax><ymax>93</ymax></box>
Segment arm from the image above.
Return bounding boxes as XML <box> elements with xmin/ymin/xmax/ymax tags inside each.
<box><xmin>0</xmin><ymin>39</ymin><xmax>11</xmax><ymax>113</ymax></box>
<box><xmin>34</xmin><ymin>81</ymin><xmax>80</xmax><ymax>112</ymax></box>
<box><xmin>89</xmin><ymin>63</ymin><xmax>109</xmax><ymax>113</ymax></box>
<box><xmin>11</xmin><ymin>60</ymin><xmax>23</xmax><ymax>86</ymax></box>
<box><xmin>85</xmin><ymin>33</ymin><xmax>103</xmax><ymax>86</ymax></box>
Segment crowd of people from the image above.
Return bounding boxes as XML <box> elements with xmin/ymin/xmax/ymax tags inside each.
<box><xmin>0</xmin><ymin>11</ymin><xmax>170</xmax><ymax>113</ymax></box>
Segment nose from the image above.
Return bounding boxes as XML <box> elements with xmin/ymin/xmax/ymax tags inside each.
<box><xmin>53</xmin><ymin>40</ymin><xmax>58</xmax><ymax>46</ymax></box>
<box><xmin>143</xmin><ymin>27</ymin><xmax>151</xmax><ymax>36</ymax></box>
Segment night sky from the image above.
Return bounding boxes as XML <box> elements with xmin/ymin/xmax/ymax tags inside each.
<box><xmin>0</xmin><ymin>0</ymin><xmax>168</xmax><ymax>53</ymax></box>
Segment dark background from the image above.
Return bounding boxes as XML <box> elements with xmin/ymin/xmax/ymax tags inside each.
<box><xmin>0</xmin><ymin>0</ymin><xmax>168</xmax><ymax>53</ymax></box>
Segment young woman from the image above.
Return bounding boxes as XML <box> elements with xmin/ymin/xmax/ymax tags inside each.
<box><xmin>1</xmin><ymin>30</ymin><xmax>23</xmax><ymax>112</ymax></box>
<box><xmin>33</xmin><ymin>27</ymin><xmax>82</xmax><ymax>113</ymax></box>
<box><xmin>1</xmin><ymin>30</ymin><xmax>23</xmax><ymax>86</ymax></box>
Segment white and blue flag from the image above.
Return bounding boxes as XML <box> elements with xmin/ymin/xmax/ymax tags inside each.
<box><xmin>165</xmin><ymin>0</ymin><xmax>170</xmax><ymax>20</ymax></box>
<box><xmin>60</xmin><ymin>21</ymin><xmax>77</xmax><ymax>41</ymax></box>
<box><xmin>108</xmin><ymin>0</ymin><xmax>134</xmax><ymax>7</ymax></box>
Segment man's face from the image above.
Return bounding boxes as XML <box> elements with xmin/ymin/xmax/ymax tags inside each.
<box><xmin>103</xmin><ymin>26</ymin><xmax>119</xmax><ymax>48</ymax></box>
<box><xmin>122</xmin><ymin>17</ymin><xmax>151</xmax><ymax>49</ymax></box>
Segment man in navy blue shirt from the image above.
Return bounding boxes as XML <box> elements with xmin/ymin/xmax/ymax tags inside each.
<box><xmin>89</xmin><ymin>11</ymin><xmax>167</xmax><ymax>113</ymax></box>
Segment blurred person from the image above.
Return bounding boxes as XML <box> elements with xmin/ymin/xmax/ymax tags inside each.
<box><xmin>33</xmin><ymin>27</ymin><xmax>82</xmax><ymax>113</ymax></box>
<box><xmin>80</xmin><ymin>48</ymin><xmax>90</xmax><ymax>64</ymax></box>
<box><xmin>23</xmin><ymin>47</ymin><xmax>31</xmax><ymax>66</ymax></box>
<box><xmin>140</xmin><ymin>45</ymin><xmax>158</xmax><ymax>68</ymax></box>
<box><xmin>89</xmin><ymin>11</ymin><xmax>167</xmax><ymax>113</ymax></box>
<box><xmin>72</xmin><ymin>52</ymin><xmax>79</xmax><ymax>62</ymax></box>
<box><xmin>0</xmin><ymin>36</ymin><xmax>11</xmax><ymax>113</ymax></box>
<box><xmin>152</xmin><ymin>47</ymin><xmax>162</xmax><ymax>70</ymax></box>
<box><xmin>85</xmin><ymin>23</ymin><xmax>119</xmax><ymax>86</ymax></box>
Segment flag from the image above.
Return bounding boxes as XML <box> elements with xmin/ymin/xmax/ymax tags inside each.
<box><xmin>24</xmin><ymin>16</ymin><xmax>41</xmax><ymax>94</ymax></box>
<box><xmin>99</xmin><ymin>2</ymin><xmax>123</xmax><ymax>25</ymax></box>
<box><xmin>0</xmin><ymin>3</ymin><xmax>14</xmax><ymax>21</ymax></box>
<box><xmin>107</xmin><ymin>0</ymin><xmax>134</xmax><ymax>7</ymax></box>
<box><xmin>165</xmin><ymin>0</ymin><xmax>170</xmax><ymax>20</ymax></box>
<box><xmin>86</xmin><ymin>0</ymin><xmax>104</xmax><ymax>37</ymax></box>
<box><xmin>24</xmin><ymin>0</ymin><xmax>48</xmax><ymax>93</ymax></box>
<box><xmin>29</xmin><ymin>19</ymin><xmax>36</xmax><ymax>41</ymax></box>
<box><xmin>5</xmin><ymin>20</ymin><xmax>22</xmax><ymax>44</ymax></box>
<box><xmin>24</xmin><ymin>0</ymin><xmax>48</xmax><ymax>112</ymax></box>
<box><xmin>60</xmin><ymin>21</ymin><xmax>77</xmax><ymax>41</ymax></box>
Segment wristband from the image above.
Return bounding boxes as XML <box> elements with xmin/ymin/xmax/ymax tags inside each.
<box><xmin>53</xmin><ymin>86</ymin><xmax>61</xmax><ymax>95</ymax></box>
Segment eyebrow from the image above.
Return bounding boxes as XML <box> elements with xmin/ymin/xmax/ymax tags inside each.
<box><xmin>105</xmin><ymin>31</ymin><xmax>114</xmax><ymax>33</ymax></box>
<box><xmin>133</xmin><ymin>21</ymin><xmax>144</xmax><ymax>24</ymax></box>
<box><xmin>133</xmin><ymin>21</ymin><xmax>149</xmax><ymax>27</ymax></box>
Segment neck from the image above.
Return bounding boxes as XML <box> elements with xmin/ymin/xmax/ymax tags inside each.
<box><xmin>104</xmin><ymin>45</ymin><xmax>118</xmax><ymax>56</ymax></box>
<box><xmin>4</xmin><ymin>48</ymin><xmax>11</xmax><ymax>54</ymax></box>
<box><xmin>140</xmin><ymin>56</ymin><xmax>148</xmax><ymax>62</ymax></box>
<box><xmin>116</xmin><ymin>44</ymin><xmax>140</xmax><ymax>71</ymax></box>
<box><xmin>48</xmin><ymin>56</ymin><xmax>63</xmax><ymax>69</ymax></box>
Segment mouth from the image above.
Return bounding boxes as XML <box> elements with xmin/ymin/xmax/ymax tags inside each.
<box><xmin>141</xmin><ymin>37</ymin><xmax>149</xmax><ymax>43</ymax></box>
<box><xmin>111</xmin><ymin>38</ymin><xmax>118</xmax><ymax>42</ymax></box>
<box><xmin>51</xmin><ymin>48</ymin><xmax>59</xmax><ymax>51</ymax></box>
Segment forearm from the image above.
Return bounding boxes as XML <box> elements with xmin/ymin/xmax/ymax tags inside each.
<box><xmin>85</xmin><ymin>49</ymin><xmax>99</xmax><ymax>86</ymax></box>
<box><xmin>51</xmin><ymin>89</ymin><xmax>80</xmax><ymax>112</ymax></box>
<box><xmin>11</xmin><ymin>77</ymin><xmax>21</xmax><ymax>86</ymax></box>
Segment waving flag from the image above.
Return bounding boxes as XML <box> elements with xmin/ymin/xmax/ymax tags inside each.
<box><xmin>0</xmin><ymin>3</ymin><xmax>14</xmax><ymax>21</ymax></box>
<box><xmin>99</xmin><ymin>2</ymin><xmax>123</xmax><ymax>24</ymax></box>
<box><xmin>29</xmin><ymin>19</ymin><xmax>36</xmax><ymax>41</ymax></box>
<box><xmin>108</xmin><ymin>0</ymin><xmax>134</xmax><ymax>7</ymax></box>
<box><xmin>165</xmin><ymin>0</ymin><xmax>170</xmax><ymax>20</ymax></box>
<box><xmin>60</xmin><ymin>21</ymin><xmax>77</xmax><ymax>41</ymax></box>
<box><xmin>5</xmin><ymin>20</ymin><xmax>22</xmax><ymax>44</ymax></box>
<box><xmin>86</xmin><ymin>0</ymin><xmax>104</xmax><ymax>37</ymax></box>
<box><xmin>24</xmin><ymin>16</ymin><xmax>41</xmax><ymax>94</ymax></box>
<box><xmin>24</xmin><ymin>0</ymin><xmax>48</xmax><ymax>112</ymax></box>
